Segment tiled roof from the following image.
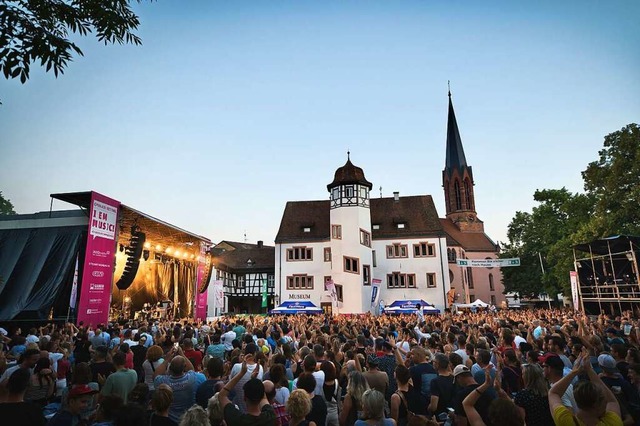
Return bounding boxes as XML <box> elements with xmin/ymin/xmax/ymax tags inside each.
<box><xmin>439</xmin><ymin>219</ymin><xmax>498</xmax><ymax>252</ymax></box>
<box><xmin>327</xmin><ymin>159</ymin><xmax>373</xmax><ymax>190</ymax></box>
<box><xmin>211</xmin><ymin>240</ymin><xmax>275</xmax><ymax>272</ymax></box>
<box><xmin>370</xmin><ymin>196</ymin><xmax>445</xmax><ymax>239</ymax></box>
<box><xmin>275</xmin><ymin>201</ymin><xmax>331</xmax><ymax>243</ymax></box>
<box><xmin>275</xmin><ymin>195</ymin><xmax>445</xmax><ymax>243</ymax></box>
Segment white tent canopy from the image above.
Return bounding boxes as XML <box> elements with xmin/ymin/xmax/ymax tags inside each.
<box><xmin>455</xmin><ymin>298</ymin><xmax>489</xmax><ymax>309</ymax></box>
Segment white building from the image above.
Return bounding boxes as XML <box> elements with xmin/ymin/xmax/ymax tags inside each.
<box><xmin>275</xmin><ymin>155</ymin><xmax>450</xmax><ymax>314</ymax></box>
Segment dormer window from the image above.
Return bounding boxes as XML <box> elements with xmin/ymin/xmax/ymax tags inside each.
<box><xmin>397</xmin><ymin>223</ymin><xmax>405</xmax><ymax>229</ymax></box>
<box><xmin>372</xmin><ymin>224</ymin><xmax>380</xmax><ymax>230</ymax></box>
<box><xmin>303</xmin><ymin>227</ymin><xmax>311</xmax><ymax>233</ymax></box>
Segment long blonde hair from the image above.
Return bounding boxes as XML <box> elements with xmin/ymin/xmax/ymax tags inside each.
<box><xmin>347</xmin><ymin>370</ymin><xmax>369</xmax><ymax>405</ymax></box>
<box><xmin>523</xmin><ymin>364</ymin><xmax>547</xmax><ymax>397</ymax></box>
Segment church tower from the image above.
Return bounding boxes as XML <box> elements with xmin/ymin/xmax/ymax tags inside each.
<box><xmin>327</xmin><ymin>153</ymin><xmax>373</xmax><ymax>313</ymax></box>
<box><xmin>442</xmin><ymin>90</ymin><xmax>484</xmax><ymax>232</ymax></box>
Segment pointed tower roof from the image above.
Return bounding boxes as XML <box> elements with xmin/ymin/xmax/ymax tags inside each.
<box><xmin>327</xmin><ymin>152</ymin><xmax>373</xmax><ymax>191</ymax></box>
<box><xmin>444</xmin><ymin>89</ymin><xmax>468</xmax><ymax>176</ymax></box>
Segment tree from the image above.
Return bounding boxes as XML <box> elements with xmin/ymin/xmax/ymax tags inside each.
<box><xmin>1</xmin><ymin>0</ymin><xmax>145</xmax><ymax>84</ymax></box>
<box><xmin>0</xmin><ymin>191</ymin><xmax>16</xmax><ymax>215</ymax></box>
<box><xmin>501</xmin><ymin>189</ymin><xmax>594</xmax><ymax>297</ymax></box>
<box><xmin>501</xmin><ymin>123</ymin><xmax>640</xmax><ymax>298</ymax></box>
<box><xmin>582</xmin><ymin>123</ymin><xmax>640</xmax><ymax>237</ymax></box>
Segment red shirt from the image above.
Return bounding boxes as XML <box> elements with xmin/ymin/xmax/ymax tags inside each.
<box><xmin>183</xmin><ymin>349</ymin><xmax>203</xmax><ymax>370</ymax></box>
<box><xmin>125</xmin><ymin>351</ymin><xmax>134</xmax><ymax>369</ymax></box>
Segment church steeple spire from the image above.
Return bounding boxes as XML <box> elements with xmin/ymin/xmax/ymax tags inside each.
<box><xmin>445</xmin><ymin>87</ymin><xmax>468</xmax><ymax>176</ymax></box>
<box><xmin>442</xmin><ymin>87</ymin><xmax>480</xmax><ymax>230</ymax></box>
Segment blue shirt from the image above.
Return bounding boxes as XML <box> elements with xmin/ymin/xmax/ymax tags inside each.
<box><xmin>154</xmin><ymin>371</ymin><xmax>206</xmax><ymax>423</ymax></box>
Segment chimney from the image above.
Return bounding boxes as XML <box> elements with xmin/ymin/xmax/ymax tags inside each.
<box><xmin>257</xmin><ymin>240</ymin><xmax>263</xmax><ymax>248</ymax></box>
<box><xmin>393</xmin><ymin>191</ymin><xmax>400</xmax><ymax>201</ymax></box>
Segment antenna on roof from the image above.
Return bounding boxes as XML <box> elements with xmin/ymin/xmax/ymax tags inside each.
<box><xmin>347</xmin><ymin>150</ymin><xmax>350</xmax><ymax>161</ymax></box>
<box><xmin>448</xmin><ymin>80</ymin><xmax>451</xmax><ymax>97</ymax></box>
<box><xmin>244</xmin><ymin>230</ymin><xmax>247</xmax><ymax>243</ymax></box>
<box><xmin>379</xmin><ymin>186</ymin><xmax>382</xmax><ymax>198</ymax></box>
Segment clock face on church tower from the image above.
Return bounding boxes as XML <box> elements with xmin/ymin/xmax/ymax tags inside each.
<box><xmin>467</xmin><ymin>215</ymin><xmax>475</xmax><ymax>222</ymax></box>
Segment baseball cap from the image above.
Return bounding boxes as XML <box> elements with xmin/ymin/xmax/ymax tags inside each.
<box><xmin>539</xmin><ymin>353</ymin><xmax>564</xmax><ymax>370</ymax></box>
<box><xmin>68</xmin><ymin>384</ymin><xmax>99</xmax><ymax>398</ymax></box>
<box><xmin>453</xmin><ymin>365</ymin><xmax>471</xmax><ymax>378</ymax></box>
<box><xmin>598</xmin><ymin>354</ymin><xmax>618</xmax><ymax>373</ymax></box>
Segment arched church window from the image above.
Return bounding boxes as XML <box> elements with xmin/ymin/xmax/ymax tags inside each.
<box><xmin>454</xmin><ymin>181</ymin><xmax>462</xmax><ymax>210</ymax></box>
<box><xmin>464</xmin><ymin>179</ymin><xmax>472</xmax><ymax>210</ymax></box>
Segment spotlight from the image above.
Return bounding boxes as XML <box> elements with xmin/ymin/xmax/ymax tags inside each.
<box><xmin>183</xmin><ymin>252</ymin><xmax>188</xmax><ymax>258</ymax></box>
<box><xmin>144</xmin><ymin>242</ymin><xmax>151</xmax><ymax>249</ymax></box>
<box><xmin>156</xmin><ymin>244</ymin><xmax>162</xmax><ymax>251</ymax></box>
<box><xmin>143</xmin><ymin>250</ymin><xmax>150</xmax><ymax>261</ymax></box>
<box><xmin>165</xmin><ymin>247</ymin><xmax>173</xmax><ymax>254</ymax></box>
<box><xmin>175</xmin><ymin>250</ymin><xmax>181</xmax><ymax>257</ymax></box>
<box><xmin>190</xmin><ymin>254</ymin><xmax>195</xmax><ymax>259</ymax></box>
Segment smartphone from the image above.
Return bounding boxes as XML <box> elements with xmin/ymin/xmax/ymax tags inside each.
<box><xmin>174</xmin><ymin>342</ymin><xmax>179</xmax><ymax>349</ymax></box>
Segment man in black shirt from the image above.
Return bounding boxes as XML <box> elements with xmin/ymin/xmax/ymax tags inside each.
<box><xmin>429</xmin><ymin>353</ymin><xmax>456</xmax><ymax>418</ymax></box>
<box><xmin>297</xmin><ymin>372</ymin><xmax>327</xmax><ymax>426</ymax></box>
<box><xmin>451</xmin><ymin>365</ymin><xmax>492</xmax><ymax>426</ymax></box>
<box><xmin>0</xmin><ymin>368</ymin><xmax>46</xmax><ymax>426</ymax></box>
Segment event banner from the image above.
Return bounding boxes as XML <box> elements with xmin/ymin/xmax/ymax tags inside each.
<box><xmin>77</xmin><ymin>192</ymin><xmax>120</xmax><ymax>326</ymax></box>
<box><xmin>457</xmin><ymin>258</ymin><xmax>521</xmax><ymax>268</ymax></box>
<box><xmin>195</xmin><ymin>242</ymin><xmax>208</xmax><ymax>321</ymax></box>
<box><xmin>371</xmin><ymin>278</ymin><xmax>381</xmax><ymax>309</ymax></box>
<box><xmin>325</xmin><ymin>280</ymin><xmax>337</xmax><ymax>302</ymax></box>
<box><xmin>570</xmin><ymin>271</ymin><xmax>580</xmax><ymax>311</ymax></box>
<box><xmin>212</xmin><ymin>280</ymin><xmax>224</xmax><ymax>313</ymax></box>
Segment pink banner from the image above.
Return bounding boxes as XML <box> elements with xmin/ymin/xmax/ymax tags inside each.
<box><xmin>77</xmin><ymin>192</ymin><xmax>120</xmax><ymax>326</ymax></box>
<box><xmin>194</xmin><ymin>242</ymin><xmax>209</xmax><ymax>321</ymax></box>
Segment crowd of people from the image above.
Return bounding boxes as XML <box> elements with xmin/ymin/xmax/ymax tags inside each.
<box><xmin>0</xmin><ymin>307</ymin><xmax>639</xmax><ymax>426</ymax></box>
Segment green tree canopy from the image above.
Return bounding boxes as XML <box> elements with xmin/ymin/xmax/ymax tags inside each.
<box><xmin>0</xmin><ymin>191</ymin><xmax>16</xmax><ymax>215</ymax></box>
<box><xmin>582</xmin><ymin>123</ymin><xmax>640</xmax><ymax>238</ymax></box>
<box><xmin>502</xmin><ymin>123</ymin><xmax>639</xmax><ymax>297</ymax></box>
<box><xmin>1</xmin><ymin>0</ymin><xmax>145</xmax><ymax>84</ymax></box>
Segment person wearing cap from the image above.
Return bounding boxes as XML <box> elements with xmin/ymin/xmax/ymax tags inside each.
<box><xmin>0</xmin><ymin>367</ymin><xmax>46</xmax><ymax>426</ymax></box>
<box><xmin>598</xmin><ymin>353</ymin><xmax>640</xmax><ymax>423</ymax></box>
<box><xmin>48</xmin><ymin>383</ymin><xmax>99</xmax><ymax>426</ymax></box>
<box><xmin>540</xmin><ymin>352</ymin><xmax>577</xmax><ymax>412</ymax></box>
<box><xmin>549</xmin><ymin>350</ymin><xmax>623</xmax><ymax>426</ymax></box>
<box><xmin>363</xmin><ymin>355</ymin><xmax>389</xmax><ymax>397</ymax></box>
<box><xmin>450</xmin><ymin>364</ymin><xmax>492</xmax><ymax>425</ymax></box>
<box><xmin>229</xmin><ymin>343</ymin><xmax>264</xmax><ymax>413</ymax></box>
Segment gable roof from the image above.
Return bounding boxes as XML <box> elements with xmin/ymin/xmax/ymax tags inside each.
<box><xmin>370</xmin><ymin>195</ymin><xmax>444</xmax><ymax>239</ymax></box>
<box><xmin>275</xmin><ymin>195</ymin><xmax>445</xmax><ymax>243</ymax></box>
<box><xmin>275</xmin><ymin>200</ymin><xmax>331</xmax><ymax>243</ymax></box>
<box><xmin>439</xmin><ymin>218</ymin><xmax>498</xmax><ymax>252</ymax></box>
<box><xmin>211</xmin><ymin>240</ymin><xmax>274</xmax><ymax>272</ymax></box>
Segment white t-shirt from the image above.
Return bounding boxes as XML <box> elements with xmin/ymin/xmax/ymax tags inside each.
<box><xmin>293</xmin><ymin>370</ymin><xmax>325</xmax><ymax>397</ymax></box>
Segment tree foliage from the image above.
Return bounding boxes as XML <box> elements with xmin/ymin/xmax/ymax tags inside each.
<box><xmin>502</xmin><ymin>123</ymin><xmax>639</xmax><ymax>297</ymax></box>
<box><xmin>1</xmin><ymin>0</ymin><xmax>144</xmax><ymax>84</ymax></box>
<box><xmin>0</xmin><ymin>191</ymin><xmax>16</xmax><ymax>215</ymax></box>
<box><xmin>582</xmin><ymin>123</ymin><xmax>640</xmax><ymax>237</ymax></box>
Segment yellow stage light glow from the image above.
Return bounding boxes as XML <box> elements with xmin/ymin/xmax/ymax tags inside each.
<box><xmin>190</xmin><ymin>254</ymin><xmax>195</xmax><ymax>259</ymax></box>
<box><xmin>183</xmin><ymin>252</ymin><xmax>188</xmax><ymax>258</ymax></box>
<box><xmin>166</xmin><ymin>247</ymin><xmax>173</xmax><ymax>254</ymax></box>
<box><xmin>144</xmin><ymin>242</ymin><xmax>151</xmax><ymax>249</ymax></box>
<box><xmin>175</xmin><ymin>250</ymin><xmax>181</xmax><ymax>257</ymax></box>
<box><xmin>156</xmin><ymin>245</ymin><xmax>162</xmax><ymax>251</ymax></box>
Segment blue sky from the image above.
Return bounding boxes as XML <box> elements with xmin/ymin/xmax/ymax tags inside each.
<box><xmin>1</xmin><ymin>1</ymin><xmax>639</xmax><ymax>246</ymax></box>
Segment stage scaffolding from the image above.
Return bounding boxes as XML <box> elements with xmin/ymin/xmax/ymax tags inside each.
<box><xmin>573</xmin><ymin>235</ymin><xmax>640</xmax><ymax>315</ymax></box>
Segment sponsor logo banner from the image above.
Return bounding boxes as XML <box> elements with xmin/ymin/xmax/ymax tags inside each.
<box><xmin>77</xmin><ymin>192</ymin><xmax>120</xmax><ymax>326</ymax></box>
